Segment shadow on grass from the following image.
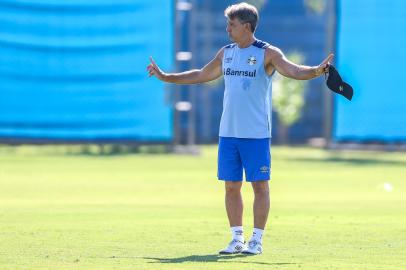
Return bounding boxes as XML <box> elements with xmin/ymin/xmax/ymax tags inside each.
<box><xmin>0</xmin><ymin>144</ymin><xmax>171</xmax><ymax>156</ymax></box>
<box><xmin>65</xmin><ymin>144</ymin><xmax>170</xmax><ymax>156</ymax></box>
<box><xmin>143</xmin><ymin>254</ymin><xmax>296</xmax><ymax>266</ymax></box>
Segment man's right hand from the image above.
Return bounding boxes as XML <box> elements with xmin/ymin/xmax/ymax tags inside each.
<box><xmin>147</xmin><ymin>56</ymin><xmax>166</xmax><ymax>81</ymax></box>
<box><xmin>146</xmin><ymin>48</ymin><xmax>223</xmax><ymax>84</ymax></box>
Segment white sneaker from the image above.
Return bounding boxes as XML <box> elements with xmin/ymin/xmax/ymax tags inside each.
<box><xmin>219</xmin><ymin>239</ymin><xmax>246</xmax><ymax>254</ymax></box>
<box><xmin>242</xmin><ymin>240</ymin><xmax>262</xmax><ymax>255</ymax></box>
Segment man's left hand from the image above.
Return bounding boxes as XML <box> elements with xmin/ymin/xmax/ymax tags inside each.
<box><xmin>315</xmin><ymin>53</ymin><xmax>334</xmax><ymax>76</ymax></box>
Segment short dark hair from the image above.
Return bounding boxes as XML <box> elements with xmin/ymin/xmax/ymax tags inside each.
<box><xmin>224</xmin><ymin>2</ymin><xmax>259</xmax><ymax>33</ymax></box>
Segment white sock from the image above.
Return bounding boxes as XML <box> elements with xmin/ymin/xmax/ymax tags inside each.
<box><xmin>231</xmin><ymin>226</ymin><xmax>244</xmax><ymax>242</ymax></box>
<box><xmin>250</xmin><ymin>228</ymin><xmax>264</xmax><ymax>243</ymax></box>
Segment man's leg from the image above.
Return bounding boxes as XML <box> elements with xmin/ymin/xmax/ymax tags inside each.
<box><xmin>218</xmin><ymin>137</ymin><xmax>246</xmax><ymax>254</ymax></box>
<box><xmin>219</xmin><ymin>181</ymin><xmax>246</xmax><ymax>254</ymax></box>
<box><xmin>241</xmin><ymin>180</ymin><xmax>269</xmax><ymax>254</ymax></box>
<box><xmin>237</xmin><ymin>138</ymin><xmax>270</xmax><ymax>254</ymax></box>
<box><xmin>225</xmin><ymin>181</ymin><xmax>243</xmax><ymax>227</ymax></box>
<box><xmin>251</xmin><ymin>180</ymin><xmax>270</xmax><ymax>230</ymax></box>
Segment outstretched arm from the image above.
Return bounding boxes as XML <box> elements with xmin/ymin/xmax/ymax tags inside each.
<box><xmin>147</xmin><ymin>49</ymin><xmax>224</xmax><ymax>84</ymax></box>
<box><xmin>265</xmin><ymin>46</ymin><xmax>333</xmax><ymax>80</ymax></box>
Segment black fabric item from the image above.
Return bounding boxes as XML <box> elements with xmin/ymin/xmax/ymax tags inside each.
<box><xmin>326</xmin><ymin>65</ymin><xmax>353</xmax><ymax>101</ymax></box>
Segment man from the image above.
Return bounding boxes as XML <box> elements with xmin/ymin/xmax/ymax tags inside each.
<box><xmin>147</xmin><ymin>2</ymin><xmax>332</xmax><ymax>255</ymax></box>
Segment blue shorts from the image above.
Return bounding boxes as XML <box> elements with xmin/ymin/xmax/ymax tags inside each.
<box><xmin>217</xmin><ymin>137</ymin><xmax>271</xmax><ymax>182</ymax></box>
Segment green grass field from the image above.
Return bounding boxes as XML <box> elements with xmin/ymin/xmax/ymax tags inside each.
<box><xmin>0</xmin><ymin>145</ymin><xmax>405</xmax><ymax>270</ymax></box>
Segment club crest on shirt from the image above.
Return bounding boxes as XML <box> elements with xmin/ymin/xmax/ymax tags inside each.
<box><xmin>247</xmin><ymin>56</ymin><xmax>257</xmax><ymax>65</ymax></box>
<box><xmin>242</xmin><ymin>78</ymin><xmax>251</xmax><ymax>91</ymax></box>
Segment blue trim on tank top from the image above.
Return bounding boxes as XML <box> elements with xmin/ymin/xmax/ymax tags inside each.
<box><xmin>252</xmin><ymin>39</ymin><xmax>269</xmax><ymax>49</ymax></box>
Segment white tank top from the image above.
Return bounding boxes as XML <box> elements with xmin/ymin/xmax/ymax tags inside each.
<box><xmin>219</xmin><ymin>39</ymin><xmax>273</xmax><ymax>138</ymax></box>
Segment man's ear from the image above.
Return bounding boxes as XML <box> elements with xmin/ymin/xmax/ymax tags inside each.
<box><xmin>244</xmin><ymin>22</ymin><xmax>251</xmax><ymax>32</ymax></box>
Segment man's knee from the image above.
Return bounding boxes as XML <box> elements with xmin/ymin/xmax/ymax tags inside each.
<box><xmin>252</xmin><ymin>181</ymin><xmax>269</xmax><ymax>196</ymax></box>
<box><xmin>225</xmin><ymin>181</ymin><xmax>242</xmax><ymax>194</ymax></box>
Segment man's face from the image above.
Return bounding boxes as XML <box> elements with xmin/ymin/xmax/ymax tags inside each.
<box><xmin>226</xmin><ymin>18</ymin><xmax>250</xmax><ymax>41</ymax></box>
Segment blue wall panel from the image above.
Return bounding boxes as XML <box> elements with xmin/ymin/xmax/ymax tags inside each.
<box><xmin>0</xmin><ymin>0</ymin><xmax>173</xmax><ymax>141</ymax></box>
<box><xmin>334</xmin><ymin>0</ymin><xmax>406</xmax><ymax>141</ymax></box>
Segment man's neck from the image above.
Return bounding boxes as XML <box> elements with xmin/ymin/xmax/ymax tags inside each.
<box><xmin>236</xmin><ymin>35</ymin><xmax>256</xmax><ymax>48</ymax></box>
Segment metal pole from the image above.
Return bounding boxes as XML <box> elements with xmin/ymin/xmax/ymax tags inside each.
<box><xmin>323</xmin><ymin>0</ymin><xmax>337</xmax><ymax>148</ymax></box>
<box><xmin>172</xmin><ymin>0</ymin><xmax>199</xmax><ymax>154</ymax></box>
<box><xmin>173</xmin><ymin>0</ymin><xmax>181</xmax><ymax>147</ymax></box>
<box><xmin>187</xmin><ymin>0</ymin><xmax>196</xmax><ymax>148</ymax></box>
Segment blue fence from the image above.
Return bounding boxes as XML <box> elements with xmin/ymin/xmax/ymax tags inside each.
<box><xmin>0</xmin><ymin>0</ymin><xmax>174</xmax><ymax>142</ymax></box>
<box><xmin>334</xmin><ymin>0</ymin><xmax>406</xmax><ymax>142</ymax></box>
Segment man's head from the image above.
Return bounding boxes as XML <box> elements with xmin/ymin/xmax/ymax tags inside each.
<box><xmin>224</xmin><ymin>2</ymin><xmax>259</xmax><ymax>41</ymax></box>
